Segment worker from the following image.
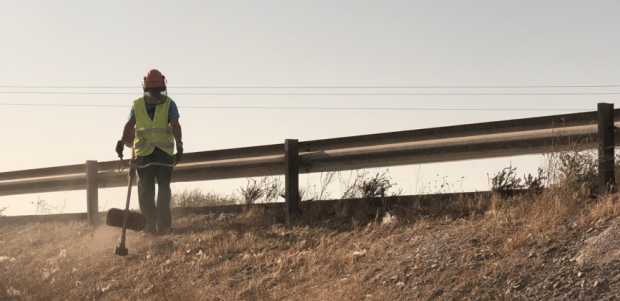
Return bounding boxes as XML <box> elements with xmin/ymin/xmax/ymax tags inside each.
<box><xmin>116</xmin><ymin>69</ymin><xmax>183</xmax><ymax>234</ymax></box>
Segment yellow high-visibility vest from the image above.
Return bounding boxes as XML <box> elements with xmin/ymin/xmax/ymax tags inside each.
<box><xmin>133</xmin><ymin>97</ymin><xmax>175</xmax><ymax>157</ymax></box>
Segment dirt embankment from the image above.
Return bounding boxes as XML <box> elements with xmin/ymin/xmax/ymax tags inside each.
<box><xmin>2</xmin><ymin>194</ymin><xmax>620</xmax><ymax>300</ymax></box>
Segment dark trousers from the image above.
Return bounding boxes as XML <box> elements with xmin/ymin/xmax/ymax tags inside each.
<box><xmin>136</xmin><ymin>148</ymin><xmax>174</xmax><ymax>232</ymax></box>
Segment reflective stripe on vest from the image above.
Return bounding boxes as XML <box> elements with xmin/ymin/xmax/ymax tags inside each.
<box><xmin>136</xmin><ymin>128</ymin><xmax>173</xmax><ymax>136</ymax></box>
<box><xmin>133</xmin><ymin>97</ymin><xmax>175</xmax><ymax>157</ymax></box>
<box><xmin>134</xmin><ymin>142</ymin><xmax>175</xmax><ymax>149</ymax></box>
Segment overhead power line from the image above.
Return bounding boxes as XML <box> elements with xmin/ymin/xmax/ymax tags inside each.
<box><xmin>0</xmin><ymin>91</ymin><xmax>619</xmax><ymax>96</ymax></box>
<box><xmin>0</xmin><ymin>103</ymin><xmax>592</xmax><ymax>111</ymax></box>
<box><xmin>1</xmin><ymin>84</ymin><xmax>619</xmax><ymax>89</ymax></box>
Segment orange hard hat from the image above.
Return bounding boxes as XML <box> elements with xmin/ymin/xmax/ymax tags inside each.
<box><xmin>143</xmin><ymin>69</ymin><xmax>165</xmax><ymax>88</ymax></box>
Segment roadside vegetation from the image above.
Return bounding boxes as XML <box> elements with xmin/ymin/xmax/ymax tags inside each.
<box><xmin>172</xmin><ymin>170</ymin><xmax>401</xmax><ymax>207</ymax></box>
<box><xmin>3</xmin><ymin>148</ymin><xmax>620</xmax><ymax>300</ymax></box>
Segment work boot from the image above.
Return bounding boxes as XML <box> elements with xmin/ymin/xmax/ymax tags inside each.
<box><xmin>157</xmin><ymin>226</ymin><xmax>173</xmax><ymax>235</ymax></box>
<box><xmin>143</xmin><ymin>220</ymin><xmax>157</xmax><ymax>235</ymax></box>
<box><xmin>157</xmin><ymin>216</ymin><xmax>172</xmax><ymax>235</ymax></box>
<box><xmin>142</xmin><ymin>229</ymin><xmax>157</xmax><ymax>237</ymax></box>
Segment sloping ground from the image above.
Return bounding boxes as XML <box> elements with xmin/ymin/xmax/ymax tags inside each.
<box><xmin>2</xmin><ymin>194</ymin><xmax>620</xmax><ymax>301</ymax></box>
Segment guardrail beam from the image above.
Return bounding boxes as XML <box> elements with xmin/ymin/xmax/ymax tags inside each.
<box><xmin>2</xmin><ymin>107</ymin><xmax>619</xmax><ymax>183</ymax></box>
<box><xmin>3</xmin><ymin>105</ymin><xmax>620</xmax><ymax>199</ymax></box>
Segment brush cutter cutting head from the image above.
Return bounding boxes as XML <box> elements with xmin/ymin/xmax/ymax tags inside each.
<box><xmin>114</xmin><ymin>246</ymin><xmax>129</xmax><ymax>256</ymax></box>
<box><xmin>106</xmin><ymin>208</ymin><xmax>147</xmax><ymax>232</ymax></box>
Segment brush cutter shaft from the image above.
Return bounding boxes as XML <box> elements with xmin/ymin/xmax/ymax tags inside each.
<box><xmin>118</xmin><ymin>167</ymin><xmax>136</xmax><ymax>249</ymax></box>
<box><xmin>111</xmin><ymin>146</ymin><xmax>175</xmax><ymax>256</ymax></box>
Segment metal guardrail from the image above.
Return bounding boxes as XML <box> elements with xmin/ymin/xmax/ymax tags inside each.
<box><xmin>0</xmin><ymin>103</ymin><xmax>617</xmax><ymax>224</ymax></box>
<box><xmin>0</xmin><ymin>108</ymin><xmax>614</xmax><ymax>183</ymax></box>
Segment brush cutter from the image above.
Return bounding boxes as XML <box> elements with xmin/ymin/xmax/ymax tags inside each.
<box><xmin>106</xmin><ymin>142</ymin><xmax>177</xmax><ymax>256</ymax></box>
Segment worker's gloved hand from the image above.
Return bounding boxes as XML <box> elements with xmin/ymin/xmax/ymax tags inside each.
<box><xmin>116</xmin><ymin>140</ymin><xmax>124</xmax><ymax>158</ymax></box>
<box><xmin>176</xmin><ymin>142</ymin><xmax>183</xmax><ymax>163</ymax></box>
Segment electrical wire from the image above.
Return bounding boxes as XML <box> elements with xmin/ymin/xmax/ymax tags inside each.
<box><xmin>0</xmin><ymin>91</ymin><xmax>619</xmax><ymax>96</ymax></box>
<box><xmin>0</xmin><ymin>103</ymin><xmax>592</xmax><ymax>111</ymax></box>
<box><xmin>1</xmin><ymin>84</ymin><xmax>619</xmax><ymax>89</ymax></box>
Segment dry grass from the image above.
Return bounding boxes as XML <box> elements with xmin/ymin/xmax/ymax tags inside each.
<box><xmin>2</xmin><ymin>148</ymin><xmax>620</xmax><ymax>300</ymax></box>
<box><xmin>2</xmin><ymin>184</ymin><xmax>618</xmax><ymax>300</ymax></box>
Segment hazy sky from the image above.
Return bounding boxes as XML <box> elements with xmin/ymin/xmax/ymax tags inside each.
<box><xmin>1</xmin><ymin>1</ymin><xmax>618</xmax><ymax>215</ymax></box>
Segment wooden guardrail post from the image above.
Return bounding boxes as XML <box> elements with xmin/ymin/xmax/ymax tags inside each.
<box><xmin>598</xmin><ymin>103</ymin><xmax>616</xmax><ymax>195</ymax></box>
<box><xmin>285</xmin><ymin>139</ymin><xmax>300</xmax><ymax>224</ymax></box>
<box><xmin>86</xmin><ymin>160</ymin><xmax>99</xmax><ymax>225</ymax></box>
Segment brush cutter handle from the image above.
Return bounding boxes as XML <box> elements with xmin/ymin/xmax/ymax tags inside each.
<box><xmin>115</xmin><ymin>140</ymin><xmax>124</xmax><ymax>158</ymax></box>
<box><xmin>176</xmin><ymin>142</ymin><xmax>183</xmax><ymax>163</ymax></box>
